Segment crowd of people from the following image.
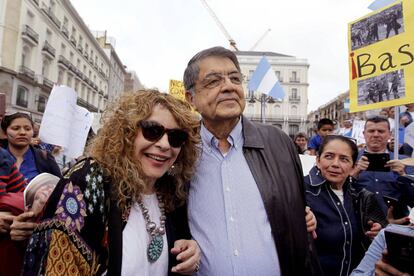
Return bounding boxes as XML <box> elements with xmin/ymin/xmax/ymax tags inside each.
<box><xmin>0</xmin><ymin>46</ymin><xmax>413</xmax><ymax>275</ymax></box>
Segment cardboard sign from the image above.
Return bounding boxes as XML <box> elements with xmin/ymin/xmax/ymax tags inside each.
<box><xmin>348</xmin><ymin>0</ymin><xmax>414</xmax><ymax>112</ymax></box>
<box><xmin>168</xmin><ymin>79</ymin><xmax>185</xmax><ymax>101</ymax></box>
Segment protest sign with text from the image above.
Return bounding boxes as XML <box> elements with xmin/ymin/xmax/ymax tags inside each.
<box><xmin>348</xmin><ymin>0</ymin><xmax>414</xmax><ymax>112</ymax></box>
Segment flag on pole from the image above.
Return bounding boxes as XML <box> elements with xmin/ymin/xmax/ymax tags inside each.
<box><xmin>248</xmin><ymin>56</ymin><xmax>285</xmax><ymax>100</ymax></box>
<box><xmin>368</xmin><ymin>0</ymin><xmax>397</xmax><ymax>10</ymax></box>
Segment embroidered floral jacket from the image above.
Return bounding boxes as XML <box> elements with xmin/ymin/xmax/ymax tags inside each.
<box><xmin>22</xmin><ymin>158</ymin><xmax>190</xmax><ymax>276</ymax></box>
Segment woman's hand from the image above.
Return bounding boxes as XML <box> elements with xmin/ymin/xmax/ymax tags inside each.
<box><xmin>305</xmin><ymin>206</ymin><xmax>317</xmax><ymax>239</ymax></box>
<box><xmin>171</xmin><ymin>239</ymin><xmax>201</xmax><ymax>274</ymax></box>
<box><xmin>0</xmin><ymin>213</ymin><xmax>15</xmax><ymax>234</ymax></box>
<box><xmin>10</xmin><ymin>211</ymin><xmax>37</xmax><ymax>241</ymax></box>
<box><xmin>365</xmin><ymin>220</ymin><xmax>382</xmax><ymax>239</ymax></box>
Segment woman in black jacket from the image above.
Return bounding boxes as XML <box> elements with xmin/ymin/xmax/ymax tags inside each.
<box><xmin>1</xmin><ymin>112</ymin><xmax>61</xmax><ymax>182</ymax></box>
<box><xmin>304</xmin><ymin>135</ymin><xmax>388</xmax><ymax>276</ymax></box>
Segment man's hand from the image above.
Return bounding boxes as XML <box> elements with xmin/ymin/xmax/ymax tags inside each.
<box><xmin>387</xmin><ymin>206</ymin><xmax>410</xmax><ymax>225</ymax></box>
<box><xmin>365</xmin><ymin>220</ymin><xmax>382</xmax><ymax>239</ymax></box>
<box><xmin>350</xmin><ymin>155</ymin><xmax>369</xmax><ymax>178</ymax></box>
<box><xmin>171</xmin><ymin>239</ymin><xmax>201</xmax><ymax>274</ymax></box>
<box><xmin>305</xmin><ymin>206</ymin><xmax>317</xmax><ymax>239</ymax></box>
<box><xmin>385</xmin><ymin>160</ymin><xmax>406</xmax><ymax>176</ymax></box>
<box><xmin>375</xmin><ymin>250</ymin><xmax>411</xmax><ymax>276</ymax></box>
<box><xmin>10</xmin><ymin>211</ymin><xmax>37</xmax><ymax>241</ymax></box>
<box><xmin>0</xmin><ymin>213</ymin><xmax>15</xmax><ymax>234</ymax></box>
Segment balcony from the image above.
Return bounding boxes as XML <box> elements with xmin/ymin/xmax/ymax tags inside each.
<box><xmin>43</xmin><ymin>77</ymin><xmax>54</xmax><ymax>88</ymax></box>
<box><xmin>77</xmin><ymin>44</ymin><xmax>83</xmax><ymax>54</ymax></box>
<box><xmin>61</xmin><ymin>26</ymin><xmax>69</xmax><ymax>38</ymax></box>
<box><xmin>30</xmin><ymin>0</ymin><xmax>39</xmax><ymax>6</ymax></box>
<box><xmin>41</xmin><ymin>5</ymin><xmax>61</xmax><ymax>28</ymax></box>
<box><xmin>21</xmin><ymin>25</ymin><xmax>39</xmax><ymax>46</ymax></box>
<box><xmin>289</xmin><ymin>78</ymin><xmax>300</xmax><ymax>83</ymax></box>
<box><xmin>42</xmin><ymin>40</ymin><xmax>56</xmax><ymax>59</ymax></box>
<box><xmin>58</xmin><ymin>55</ymin><xmax>70</xmax><ymax>68</ymax></box>
<box><xmin>70</xmin><ymin>35</ymin><xmax>77</xmax><ymax>46</ymax></box>
<box><xmin>289</xmin><ymin>96</ymin><xmax>301</xmax><ymax>102</ymax></box>
<box><xmin>19</xmin><ymin>65</ymin><xmax>35</xmax><ymax>80</ymax></box>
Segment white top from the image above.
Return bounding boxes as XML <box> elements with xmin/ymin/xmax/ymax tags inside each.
<box><xmin>121</xmin><ymin>194</ymin><xmax>168</xmax><ymax>276</ymax></box>
<box><xmin>331</xmin><ymin>188</ymin><xmax>344</xmax><ymax>204</ymax></box>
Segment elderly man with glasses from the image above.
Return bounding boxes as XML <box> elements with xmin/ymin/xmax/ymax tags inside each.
<box><xmin>184</xmin><ymin>46</ymin><xmax>321</xmax><ymax>276</ymax></box>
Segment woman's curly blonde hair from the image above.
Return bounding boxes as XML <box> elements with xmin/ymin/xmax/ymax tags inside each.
<box><xmin>88</xmin><ymin>89</ymin><xmax>200</xmax><ymax>213</ymax></box>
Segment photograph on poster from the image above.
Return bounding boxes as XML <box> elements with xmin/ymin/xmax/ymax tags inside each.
<box><xmin>351</xmin><ymin>2</ymin><xmax>404</xmax><ymax>50</ymax></box>
<box><xmin>357</xmin><ymin>69</ymin><xmax>405</xmax><ymax>106</ymax></box>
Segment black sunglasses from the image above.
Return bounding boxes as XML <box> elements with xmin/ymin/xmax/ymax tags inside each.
<box><xmin>139</xmin><ymin>120</ymin><xmax>188</xmax><ymax>148</ymax></box>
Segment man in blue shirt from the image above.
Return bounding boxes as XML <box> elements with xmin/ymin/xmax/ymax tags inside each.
<box><xmin>350</xmin><ymin>116</ymin><xmax>414</xmax><ymax>214</ymax></box>
<box><xmin>183</xmin><ymin>46</ymin><xmax>320</xmax><ymax>275</ymax></box>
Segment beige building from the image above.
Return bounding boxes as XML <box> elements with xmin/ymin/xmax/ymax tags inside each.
<box><xmin>95</xmin><ymin>32</ymin><xmax>125</xmax><ymax>101</ymax></box>
<box><xmin>236</xmin><ymin>51</ymin><xmax>309</xmax><ymax>137</ymax></box>
<box><xmin>0</xmin><ymin>0</ymin><xmax>110</xmax><ymax>122</ymax></box>
<box><xmin>124</xmin><ymin>70</ymin><xmax>144</xmax><ymax>93</ymax></box>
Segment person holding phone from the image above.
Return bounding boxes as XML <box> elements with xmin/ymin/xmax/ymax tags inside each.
<box><xmin>305</xmin><ymin>135</ymin><xmax>387</xmax><ymax>276</ymax></box>
<box><xmin>350</xmin><ymin>116</ymin><xmax>414</xmax><ymax>215</ymax></box>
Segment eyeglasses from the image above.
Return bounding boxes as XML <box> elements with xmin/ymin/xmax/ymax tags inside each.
<box><xmin>200</xmin><ymin>72</ymin><xmax>244</xmax><ymax>89</ymax></box>
<box><xmin>139</xmin><ymin>120</ymin><xmax>188</xmax><ymax>148</ymax></box>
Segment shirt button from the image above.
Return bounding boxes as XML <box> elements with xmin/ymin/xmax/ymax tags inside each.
<box><xmin>375</xmin><ymin>179</ymin><xmax>379</xmax><ymax>182</ymax></box>
<box><xmin>226</xmin><ymin>187</ymin><xmax>231</xmax><ymax>192</ymax></box>
<box><xmin>375</xmin><ymin>192</ymin><xmax>379</xmax><ymax>194</ymax></box>
<box><xmin>344</xmin><ymin>222</ymin><xmax>348</xmax><ymax>225</ymax></box>
<box><xmin>346</xmin><ymin>241</ymin><xmax>350</xmax><ymax>245</ymax></box>
<box><xmin>230</xmin><ymin>216</ymin><xmax>235</xmax><ymax>222</ymax></box>
<box><xmin>337</xmin><ymin>202</ymin><xmax>341</xmax><ymax>205</ymax></box>
<box><xmin>234</xmin><ymin>249</ymin><xmax>239</xmax><ymax>256</ymax></box>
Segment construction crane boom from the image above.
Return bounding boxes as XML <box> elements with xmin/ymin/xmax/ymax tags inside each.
<box><xmin>199</xmin><ymin>0</ymin><xmax>239</xmax><ymax>51</ymax></box>
<box><xmin>249</xmin><ymin>28</ymin><xmax>271</xmax><ymax>51</ymax></box>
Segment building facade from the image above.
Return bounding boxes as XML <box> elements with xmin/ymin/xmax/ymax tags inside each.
<box><xmin>124</xmin><ymin>70</ymin><xmax>144</xmax><ymax>93</ymax></box>
<box><xmin>0</xmin><ymin>0</ymin><xmax>110</xmax><ymax>122</ymax></box>
<box><xmin>95</xmin><ymin>32</ymin><xmax>125</xmax><ymax>101</ymax></box>
<box><xmin>236</xmin><ymin>51</ymin><xmax>309</xmax><ymax>138</ymax></box>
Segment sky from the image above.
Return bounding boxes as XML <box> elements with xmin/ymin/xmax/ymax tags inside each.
<box><xmin>70</xmin><ymin>0</ymin><xmax>376</xmax><ymax>112</ymax></box>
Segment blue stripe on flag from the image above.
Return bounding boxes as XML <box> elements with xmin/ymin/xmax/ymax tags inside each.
<box><xmin>269</xmin><ymin>81</ymin><xmax>285</xmax><ymax>99</ymax></box>
<box><xmin>248</xmin><ymin>56</ymin><xmax>271</xmax><ymax>91</ymax></box>
<box><xmin>368</xmin><ymin>0</ymin><xmax>396</xmax><ymax>10</ymax></box>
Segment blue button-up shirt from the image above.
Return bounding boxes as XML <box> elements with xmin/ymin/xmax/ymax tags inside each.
<box><xmin>188</xmin><ymin>120</ymin><xmax>280</xmax><ymax>276</ymax></box>
<box><xmin>8</xmin><ymin>147</ymin><xmax>39</xmax><ymax>182</ymax></box>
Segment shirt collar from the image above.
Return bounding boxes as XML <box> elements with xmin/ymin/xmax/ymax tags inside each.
<box><xmin>200</xmin><ymin>118</ymin><xmax>243</xmax><ymax>151</ymax></box>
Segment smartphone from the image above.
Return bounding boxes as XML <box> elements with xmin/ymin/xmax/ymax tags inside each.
<box><xmin>364</xmin><ymin>152</ymin><xmax>390</xmax><ymax>172</ymax></box>
<box><xmin>383</xmin><ymin>195</ymin><xmax>409</xmax><ymax>219</ymax></box>
<box><xmin>385</xmin><ymin>229</ymin><xmax>414</xmax><ymax>274</ymax></box>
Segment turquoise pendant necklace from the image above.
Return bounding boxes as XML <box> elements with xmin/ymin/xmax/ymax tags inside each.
<box><xmin>137</xmin><ymin>193</ymin><xmax>166</xmax><ymax>262</ymax></box>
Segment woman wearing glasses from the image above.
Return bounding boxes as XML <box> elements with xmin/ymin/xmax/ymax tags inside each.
<box><xmin>304</xmin><ymin>135</ymin><xmax>388</xmax><ymax>276</ymax></box>
<box><xmin>23</xmin><ymin>90</ymin><xmax>201</xmax><ymax>275</ymax></box>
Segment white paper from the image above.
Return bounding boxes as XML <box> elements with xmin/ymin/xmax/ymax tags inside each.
<box><xmin>299</xmin><ymin>154</ymin><xmax>316</xmax><ymax>176</ymax></box>
<box><xmin>39</xmin><ymin>85</ymin><xmax>93</xmax><ymax>159</ymax></box>
<box><xmin>351</xmin><ymin>120</ymin><xmax>366</xmax><ymax>146</ymax></box>
<box><xmin>404</xmin><ymin>122</ymin><xmax>414</xmax><ymax>152</ymax></box>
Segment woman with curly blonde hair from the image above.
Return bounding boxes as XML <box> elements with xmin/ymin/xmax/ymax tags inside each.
<box><xmin>23</xmin><ymin>90</ymin><xmax>202</xmax><ymax>276</ymax></box>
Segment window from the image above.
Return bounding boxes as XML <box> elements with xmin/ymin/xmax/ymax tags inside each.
<box><xmin>69</xmin><ymin>51</ymin><xmax>74</xmax><ymax>62</ymax></box>
<box><xmin>275</xmin><ymin>71</ymin><xmax>281</xmax><ymax>80</ymax></box>
<box><xmin>63</xmin><ymin>17</ymin><xmax>68</xmax><ymax>28</ymax></box>
<box><xmin>67</xmin><ymin>74</ymin><xmax>72</xmax><ymax>87</ymax></box>
<box><xmin>61</xmin><ymin>43</ymin><xmax>66</xmax><ymax>56</ymax></box>
<box><xmin>16</xmin><ymin>86</ymin><xmax>29</xmax><ymax>108</ymax></box>
<box><xmin>291</xmin><ymin>88</ymin><xmax>298</xmax><ymax>99</ymax></box>
<box><xmin>291</xmin><ymin>105</ymin><xmax>298</xmax><ymax>115</ymax></box>
<box><xmin>21</xmin><ymin>45</ymin><xmax>31</xmax><ymax>67</ymax></box>
<box><xmin>57</xmin><ymin>70</ymin><xmax>64</xmax><ymax>84</ymax></box>
<box><xmin>46</xmin><ymin>29</ymin><xmax>52</xmax><ymax>42</ymax></box>
<box><xmin>289</xmin><ymin>124</ymin><xmax>299</xmax><ymax>137</ymax></box>
<box><xmin>292</xmin><ymin>71</ymin><xmax>297</xmax><ymax>80</ymax></box>
<box><xmin>37</xmin><ymin>95</ymin><xmax>47</xmax><ymax>112</ymax></box>
<box><xmin>42</xmin><ymin>59</ymin><xmax>50</xmax><ymax>77</ymax></box>
<box><xmin>26</xmin><ymin>10</ymin><xmax>35</xmax><ymax>25</ymax></box>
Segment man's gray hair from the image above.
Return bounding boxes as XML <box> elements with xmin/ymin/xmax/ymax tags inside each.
<box><xmin>183</xmin><ymin>46</ymin><xmax>241</xmax><ymax>94</ymax></box>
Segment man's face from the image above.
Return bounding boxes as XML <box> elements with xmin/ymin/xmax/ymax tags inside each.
<box><xmin>364</xmin><ymin>121</ymin><xmax>391</xmax><ymax>152</ymax></box>
<box><xmin>318</xmin><ymin>125</ymin><xmax>334</xmax><ymax>137</ymax></box>
<box><xmin>186</xmin><ymin>56</ymin><xmax>245</xmax><ymax>124</ymax></box>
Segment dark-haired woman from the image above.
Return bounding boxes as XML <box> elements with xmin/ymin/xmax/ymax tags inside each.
<box><xmin>1</xmin><ymin>113</ymin><xmax>61</xmax><ymax>182</ymax></box>
<box><xmin>304</xmin><ymin>135</ymin><xmax>388</xmax><ymax>276</ymax></box>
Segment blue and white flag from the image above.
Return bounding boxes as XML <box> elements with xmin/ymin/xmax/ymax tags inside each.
<box><xmin>368</xmin><ymin>0</ymin><xmax>397</xmax><ymax>10</ymax></box>
<box><xmin>248</xmin><ymin>56</ymin><xmax>285</xmax><ymax>100</ymax></box>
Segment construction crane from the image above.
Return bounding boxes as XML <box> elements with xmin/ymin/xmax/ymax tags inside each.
<box><xmin>199</xmin><ymin>0</ymin><xmax>239</xmax><ymax>51</ymax></box>
<box><xmin>249</xmin><ymin>28</ymin><xmax>271</xmax><ymax>51</ymax></box>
